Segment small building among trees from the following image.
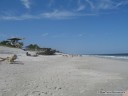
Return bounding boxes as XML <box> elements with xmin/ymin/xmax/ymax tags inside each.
<box><xmin>0</xmin><ymin>37</ymin><xmax>24</xmax><ymax>48</ymax></box>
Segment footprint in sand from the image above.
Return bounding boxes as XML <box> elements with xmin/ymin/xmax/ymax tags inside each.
<box><xmin>31</xmin><ymin>91</ymin><xmax>41</xmax><ymax>96</ymax></box>
<box><xmin>30</xmin><ymin>90</ymin><xmax>49</xmax><ymax>96</ymax></box>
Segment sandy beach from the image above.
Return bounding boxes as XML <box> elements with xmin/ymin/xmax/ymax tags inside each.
<box><xmin>0</xmin><ymin>46</ymin><xmax>128</xmax><ymax>96</ymax></box>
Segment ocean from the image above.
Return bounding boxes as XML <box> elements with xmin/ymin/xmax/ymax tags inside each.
<box><xmin>91</xmin><ymin>53</ymin><xmax>128</xmax><ymax>61</ymax></box>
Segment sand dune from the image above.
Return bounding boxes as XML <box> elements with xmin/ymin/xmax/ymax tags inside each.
<box><xmin>0</xmin><ymin>46</ymin><xmax>128</xmax><ymax>96</ymax></box>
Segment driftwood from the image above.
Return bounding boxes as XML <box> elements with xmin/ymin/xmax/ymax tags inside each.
<box><xmin>0</xmin><ymin>54</ymin><xmax>17</xmax><ymax>63</ymax></box>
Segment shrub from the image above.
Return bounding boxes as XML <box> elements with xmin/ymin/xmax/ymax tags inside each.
<box><xmin>0</xmin><ymin>40</ymin><xmax>9</xmax><ymax>46</ymax></box>
<box><xmin>26</xmin><ymin>44</ymin><xmax>40</xmax><ymax>51</ymax></box>
<box><xmin>36</xmin><ymin>48</ymin><xmax>56</xmax><ymax>55</ymax></box>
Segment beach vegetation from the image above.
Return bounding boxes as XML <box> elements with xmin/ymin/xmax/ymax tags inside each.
<box><xmin>36</xmin><ymin>48</ymin><xmax>56</xmax><ymax>55</ymax></box>
<box><xmin>25</xmin><ymin>44</ymin><xmax>40</xmax><ymax>51</ymax></box>
<box><xmin>25</xmin><ymin>44</ymin><xmax>57</xmax><ymax>55</ymax></box>
<box><xmin>0</xmin><ymin>39</ymin><xmax>59</xmax><ymax>55</ymax></box>
<box><xmin>0</xmin><ymin>40</ymin><xmax>9</xmax><ymax>46</ymax></box>
<box><xmin>0</xmin><ymin>40</ymin><xmax>23</xmax><ymax>48</ymax></box>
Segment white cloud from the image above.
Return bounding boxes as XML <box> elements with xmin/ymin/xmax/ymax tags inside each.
<box><xmin>0</xmin><ymin>0</ymin><xmax>128</xmax><ymax>20</ymax></box>
<box><xmin>41</xmin><ymin>10</ymin><xmax>97</xmax><ymax>19</ymax></box>
<box><xmin>21</xmin><ymin>0</ymin><xmax>31</xmax><ymax>9</ymax></box>
<box><xmin>115</xmin><ymin>1</ymin><xmax>128</xmax><ymax>7</ymax></box>
<box><xmin>85</xmin><ymin>0</ymin><xmax>114</xmax><ymax>10</ymax></box>
<box><xmin>85</xmin><ymin>0</ymin><xmax>95</xmax><ymax>9</ymax></box>
<box><xmin>0</xmin><ymin>12</ymin><xmax>96</xmax><ymax>20</ymax></box>
<box><xmin>0</xmin><ymin>14</ymin><xmax>38</xmax><ymax>20</ymax></box>
<box><xmin>77</xmin><ymin>4</ymin><xmax>86</xmax><ymax>11</ymax></box>
<box><xmin>42</xmin><ymin>33</ymin><xmax>49</xmax><ymax>37</ymax></box>
<box><xmin>0</xmin><ymin>10</ymin><xmax>79</xmax><ymax>20</ymax></box>
<box><xmin>41</xmin><ymin>10</ymin><xmax>77</xmax><ymax>19</ymax></box>
<box><xmin>97</xmin><ymin>0</ymin><xmax>114</xmax><ymax>10</ymax></box>
<box><xmin>85</xmin><ymin>0</ymin><xmax>128</xmax><ymax>10</ymax></box>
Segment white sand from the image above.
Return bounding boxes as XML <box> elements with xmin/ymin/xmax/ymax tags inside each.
<box><xmin>0</xmin><ymin>46</ymin><xmax>128</xmax><ymax>96</ymax></box>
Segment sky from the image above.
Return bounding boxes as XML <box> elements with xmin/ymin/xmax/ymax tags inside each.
<box><xmin>0</xmin><ymin>0</ymin><xmax>128</xmax><ymax>54</ymax></box>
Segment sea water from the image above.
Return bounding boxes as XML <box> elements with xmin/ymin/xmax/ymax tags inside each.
<box><xmin>95</xmin><ymin>53</ymin><xmax>128</xmax><ymax>61</ymax></box>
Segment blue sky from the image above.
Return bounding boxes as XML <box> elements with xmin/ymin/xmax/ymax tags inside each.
<box><xmin>0</xmin><ymin>0</ymin><xmax>128</xmax><ymax>54</ymax></box>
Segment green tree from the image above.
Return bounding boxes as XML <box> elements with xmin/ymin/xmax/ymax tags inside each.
<box><xmin>0</xmin><ymin>40</ymin><xmax>9</xmax><ymax>46</ymax></box>
<box><xmin>26</xmin><ymin>44</ymin><xmax>40</xmax><ymax>50</ymax></box>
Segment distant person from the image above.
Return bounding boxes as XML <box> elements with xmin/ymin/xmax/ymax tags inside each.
<box><xmin>26</xmin><ymin>52</ymin><xmax>31</xmax><ymax>56</ymax></box>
